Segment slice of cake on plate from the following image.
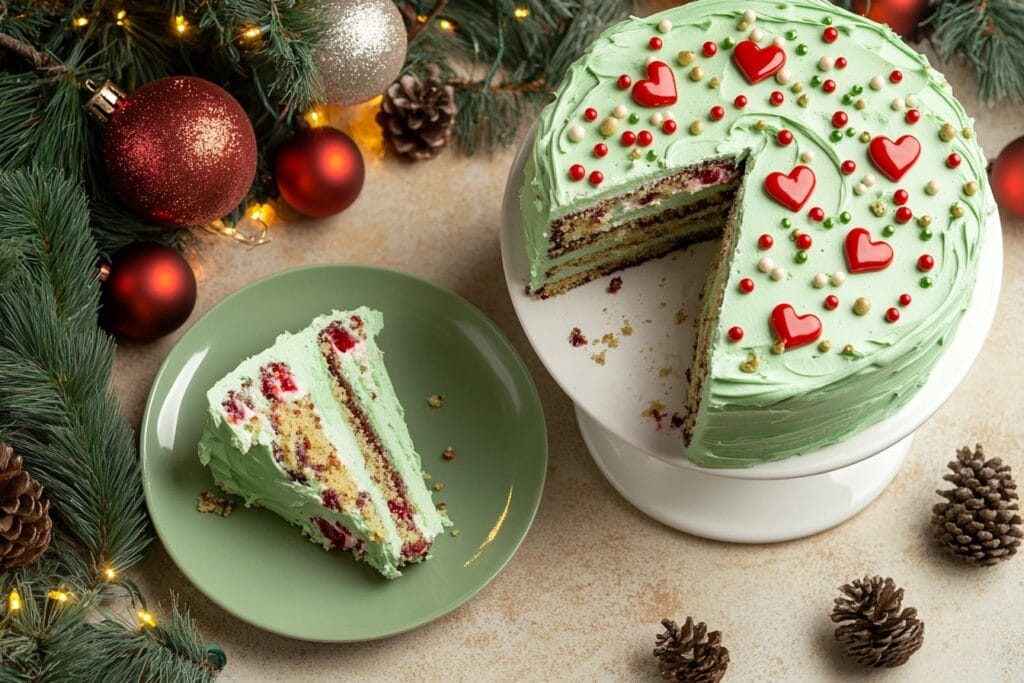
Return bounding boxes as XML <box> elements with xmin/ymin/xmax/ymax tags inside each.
<box><xmin>198</xmin><ymin>307</ymin><xmax>449</xmax><ymax>579</ymax></box>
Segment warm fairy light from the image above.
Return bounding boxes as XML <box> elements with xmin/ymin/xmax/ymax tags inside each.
<box><xmin>416</xmin><ymin>14</ymin><xmax>427</xmax><ymax>23</ymax></box>
<box><xmin>138</xmin><ymin>609</ymin><xmax>157</xmax><ymax>629</ymax></box>
<box><xmin>243</xmin><ymin>25</ymin><xmax>261</xmax><ymax>39</ymax></box>
<box><xmin>247</xmin><ymin>203</ymin><xmax>275</xmax><ymax>224</ymax></box>
<box><xmin>7</xmin><ymin>590</ymin><xmax>21</xmax><ymax>611</ymax></box>
<box><xmin>104</xmin><ymin>567</ymin><xmax>117</xmax><ymax>580</ymax></box>
<box><xmin>72</xmin><ymin>15</ymin><xmax>89</xmax><ymax>27</ymax></box>
<box><xmin>513</xmin><ymin>6</ymin><xmax>530</xmax><ymax>19</ymax></box>
<box><xmin>174</xmin><ymin>15</ymin><xmax>188</xmax><ymax>35</ymax></box>
<box><xmin>47</xmin><ymin>590</ymin><xmax>70</xmax><ymax>603</ymax></box>
<box><xmin>305</xmin><ymin>108</ymin><xmax>327</xmax><ymax>127</ymax></box>
<box><xmin>437</xmin><ymin>18</ymin><xmax>455</xmax><ymax>32</ymax></box>
<box><xmin>115</xmin><ymin>9</ymin><xmax>127</xmax><ymax>26</ymax></box>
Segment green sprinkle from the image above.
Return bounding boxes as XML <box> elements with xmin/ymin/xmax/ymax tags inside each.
<box><xmin>810</xmin><ymin>74</ymin><xmax>822</xmax><ymax>86</ymax></box>
<box><xmin>823</xmin><ymin>16</ymin><xmax>833</xmax><ymax>25</ymax></box>
<box><xmin>797</xmin><ymin>43</ymin><xmax>809</xmax><ymax>56</ymax></box>
<box><xmin>851</xmin><ymin>84</ymin><xmax>864</xmax><ymax>95</ymax></box>
<box><xmin>882</xmin><ymin>225</ymin><xmax>895</xmax><ymax>237</ymax></box>
<box><xmin>845</xmin><ymin>127</ymin><xmax>857</xmax><ymax>137</ymax></box>
<box><xmin>842</xmin><ymin>94</ymin><xmax>854</xmax><ymax>105</ymax></box>
<box><xmin>795</xmin><ymin>250</ymin><xmax>809</xmax><ymax>264</ymax></box>
<box><xmin>785</xmin><ymin>29</ymin><xmax>798</xmax><ymax>40</ymax></box>
<box><xmin>919</xmin><ymin>228</ymin><xmax>933</xmax><ymax>240</ymax></box>
<box><xmin>823</xmin><ymin>217</ymin><xmax>834</xmax><ymax>228</ymax></box>
<box><xmin>830</xmin><ymin>130</ymin><xmax>843</xmax><ymax>142</ymax></box>
<box><xmin>646</xmin><ymin>150</ymin><xmax>658</xmax><ymax>161</ymax></box>
<box><xmin>919</xmin><ymin>276</ymin><xmax>933</xmax><ymax>288</ymax></box>
<box><xmin>839</xmin><ymin>211</ymin><xmax>852</xmax><ymax>224</ymax></box>
<box><xmin>781</xmin><ymin>217</ymin><xmax>792</xmax><ymax>228</ymax></box>
<box><xmin>629</xmin><ymin>113</ymin><xmax>640</xmax><ymax>124</ymax></box>
<box><xmin>723</xmin><ymin>37</ymin><xmax>736</xmax><ymax>48</ymax></box>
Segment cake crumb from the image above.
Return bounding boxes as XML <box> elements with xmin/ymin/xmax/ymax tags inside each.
<box><xmin>659</xmin><ymin>367</ymin><xmax>673</xmax><ymax>377</ymax></box>
<box><xmin>600</xmin><ymin>332</ymin><xmax>620</xmax><ymax>349</ymax></box>
<box><xmin>675</xmin><ymin>308</ymin><xmax>687</xmax><ymax>325</ymax></box>
<box><xmin>569</xmin><ymin>327</ymin><xmax>587</xmax><ymax>347</ymax></box>
<box><xmin>591</xmin><ymin>350</ymin><xmax>607</xmax><ymax>366</ymax></box>
<box><xmin>621</xmin><ymin>320</ymin><xmax>633</xmax><ymax>336</ymax></box>
<box><xmin>659</xmin><ymin>301</ymin><xmax>668</xmax><ymax>309</ymax></box>
<box><xmin>451</xmin><ymin>529</ymin><xmax>462</xmax><ymax>537</ymax></box>
<box><xmin>433</xmin><ymin>482</ymin><xmax>444</xmax><ymax>491</ymax></box>
<box><xmin>422</xmin><ymin>470</ymin><xmax>433</xmax><ymax>480</ymax></box>
<box><xmin>427</xmin><ymin>393</ymin><xmax>445</xmax><ymax>408</ymax></box>
<box><xmin>642</xmin><ymin>401</ymin><xmax>668</xmax><ymax>429</ymax></box>
<box><xmin>606</xmin><ymin>276</ymin><xmax>623</xmax><ymax>294</ymax></box>
<box><xmin>197</xmin><ymin>491</ymin><xmax>234</xmax><ymax>517</ymax></box>
<box><xmin>442</xmin><ymin>446</ymin><xmax>456</xmax><ymax>461</ymax></box>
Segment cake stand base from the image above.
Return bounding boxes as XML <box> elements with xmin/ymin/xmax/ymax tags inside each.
<box><xmin>576</xmin><ymin>406</ymin><xmax>911</xmax><ymax>543</ymax></box>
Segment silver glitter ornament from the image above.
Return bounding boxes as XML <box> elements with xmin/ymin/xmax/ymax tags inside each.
<box><xmin>315</xmin><ymin>0</ymin><xmax>408</xmax><ymax>106</ymax></box>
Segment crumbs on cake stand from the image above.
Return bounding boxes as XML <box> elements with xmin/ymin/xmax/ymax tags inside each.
<box><xmin>641</xmin><ymin>401</ymin><xmax>685</xmax><ymax>432</ymax></box>
<box><xmin>197</xmin><ymin>491</ymin><xmax>235</xmax><ymax>517</ymax></box>
<box><xmin>442</xmin><ymin>446</ymin><xmax>456</xmax><ymax>461</ymax></box>
<box><xmin>569</xmin><ymin>327</ymin><xmax>587</xmax><ymax>347</ymax></box>
<box><xmin>606</xmin><ymin>276</ymin><xmax>623</xmax><ymax>294</ymax></box>
<box><xmin>426</xmin><ymin>393</ymin><xmax>445</xmax><ymax>408</ymax></box>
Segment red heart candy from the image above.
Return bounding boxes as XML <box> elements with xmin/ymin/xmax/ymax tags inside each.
<box><xmin>844</xmin><ymin>227</ymin><xmax>894</xmax><ymax>274</ymax></box>
<box><xmin>732</xmin><ymin>40</ymin><xmax>787</xmax><ymax>84</ymax></box>
<box><xmin>631</xmin><ymin>61</ymin><xmax>677</xmax><ymax>108</ymax></box>
<box><xmin>868</xmin><ymin>135</ymin><xmax>921</xmax><ymax>181</ymax></box>
<box><xmin>770</xmin><ymin>304</ymin><xmax>823</xmax><ymax>350</ymax></box>
<box><xmin>764</xmin><ymin>165</ymin><xmax>816</xmax><ymax>211</ymax></box>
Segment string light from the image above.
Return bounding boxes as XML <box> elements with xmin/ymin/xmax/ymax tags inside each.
<box><xmin>437</xmin><ymin>18</ymin><xmax>455</xmax><ymax>32</ymax></box>
<box><xmin>305</xmin><ymin>108</ymin><xmax>326</xmax><ymax>127</ymax></box>
<box><xmin>416</xmin><ymin>14</ymin><xmax>427</xmax><ymax>23</ymax></box>
<box><xmin>513</xmin><ymin>7</ymin><xmax>530</xmax><ymax>19</ymax></box>
<box><xmin>47</xmin><ymin>590</ymin><xmax>70</xmax><ymax>603</ymax></box>
<box><xmin>173</xmin><ymin>15</ymin><xmax>188</xmax><ymax>35</ymax></box>
<box><xmin>242</xmin><ymin>25</ymin><xmax>261</xmax><ymax>40</ymax></box>
<box><xmin>104</xmin><ymin>567</ymin><xmax>117</xmax><ymax>580</ymax></box>
<box><xmin>115</xmin><ymin>9</ymin><xmax>127</xmax><ymax>27</ymax></box>
<box><xmin>137</xmin><ymin>609</ymin><xmax>157</xmax><ymax>629</ymax></box>
<box><xmin>72</xmin><ymin>16</ymin><xmax>89</xmax><ymax>27</ymax></box>
<box><xmin>7</xmin><ymin>590</ymin><xmax>21</xmax><ymax>612</ymax></box>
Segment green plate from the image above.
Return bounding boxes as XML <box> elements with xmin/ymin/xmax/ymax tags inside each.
<box><xmin>140</xmin><ymin>265</ymin><xmax>547</xmax><ymax>641</ymax></box>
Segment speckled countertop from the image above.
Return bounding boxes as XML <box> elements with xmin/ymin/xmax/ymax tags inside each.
<box><xmin>114</xmin><ymin>15</ymin><xmax>1024</xmax><ymax>680</ymax></box>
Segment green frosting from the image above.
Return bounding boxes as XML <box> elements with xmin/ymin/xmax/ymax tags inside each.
<box><xmin>198</xmin><ymin>308</ymin><xmax>447</xmax><ymax>578</ymax></box>
<box><xmin>521</xmin><ymin>0</ymin><xmax>991</xmax><ymax>466</ymax></box>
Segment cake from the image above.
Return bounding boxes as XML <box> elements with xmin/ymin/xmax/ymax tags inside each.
<box><xmin>521</xmin><ymin>0</ymin><xmax>991</xmax><ymax>467</ymax></box>
<box><xmin>198</xmin><ymin>308</ymin><xmax>449</xmax><ymax>578</ymax></box>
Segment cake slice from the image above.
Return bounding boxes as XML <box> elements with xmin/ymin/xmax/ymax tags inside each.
<box><xmin>198</xmin><ymin>308</ymin><xmax>449</xmax><ymax>578</ymax></box>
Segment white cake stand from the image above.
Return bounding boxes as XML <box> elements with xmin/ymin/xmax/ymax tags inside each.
<box><xmin>500</xmin><ymin>132</ymin><xmax>1003</xmax><ymax>542</ymax></box>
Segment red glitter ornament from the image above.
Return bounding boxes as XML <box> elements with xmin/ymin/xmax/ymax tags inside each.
<box><xmin>841</xmin><ymin>160</ymin><xmax>856</xmax><ymax>175</ymax></box>
<box><xmin>899</xmin><ymin>293</ymin><xmax>912</xmax><ymax>306</ymax></box>
<box><xmin>649</xmin><ymin>36</ymin><xmax>663</xmax><ymax>50</ymax></box>
<box><xmin>895</xmin><ymin>206</ymin><xmax>913</xmax><ymax>223</ymax></box>
<box><xmin>759</xmin><ymin>234</ymin><xmax>774</xmax><ymax>249</ymax></box>
<box><xmin>809</xmin><ymin>207</ymin><xmax>825</xmax><ymax>222</ymax></box>
<box><xmin>822</xmin><ymin>79</ymin><xmax>837</xmax><ymax>93</ymax></box>
<box><xmin>917</xmin><ymin>254</ymin><xmax>934</xmax><ymax>271</ymax></box>
<box><xmin>589</xmin><ymin>170</ymin><xmax>604</xmax><ymax>185</ymax></box>
<box><xmin>734</xmin><ymin>95</ymin><xmax>748</xmax><ymax>108</ymax></box>
<box><xmin>885</xmin><ymin>307</ymin><xmax>901</xmax><ymax>323</ymax></box>
<box><xmin>824</xmin><ymin>294</ymin><xmax>840</xmax><ymax>310</ymax></box>
<box><xmin>770</xmin><ymin>91</ymin><xmax>785</xmax><ymax>106</ymax></box>
<box><xmin>584</xmin><ymin>107</ymin><xmax>598</xmax><ymax>121</ymax></box>
<box><xmin>99</xmin><ymin>242</ymin><xmax>197</xmax><ymax>342</ymax></box>
<box><xmin>617</xmin><ymin>74</ymin><xmax>632</xmax><ymax>89</ymax></box>
<box><xmin>777</xmin><ymin>129</ymin><xmax>794</xmax><ymax>146</ymax></box>
<box><xmin>275</xmin><ymin>126</ymin><xmax>365</xmax><ymax>218</ymax></box>
<box><xmin>621</xmin><ymin>131</ymin><xmax>637</xmax><ymax>146</ymax></box>
<box><xmin>728</xmin><ymin>326</ymin><xmax>744</xmax><ymax>342</ymax></box>
<box><xmin>703</xmin><ymin>41</ymin><xmax>718</xmax><ymax>57</ymax></box>
<box><xmin>890</xmin><ymin>69</ymin><xmax>903</xmax><ymax>83</ymax></box>
<box><xmin>796</xmin><ymin>233</ymin><xmax>813</xmax><ymax>250</ymax></box>
<box><xmin>710</xmin><ymin>105</ymin><xmax>726</xmax><ymax>121</ymax></box>
<box><xmin>832</xmin><ymin>111</ymin><xmax>848</xmax><ymax>128</ymax></box>
<box><xmin>852</xmin><ymin>0</ymin><xmax>933</xmax><ymax>40</ymax></box>
<box><xmin>822</xmin><ymin>27</ymin><xmax>839</xmax><ymax>43</ymax></box>
<box><xmin>593</xmin><ymin>143</ymin><xmax>608</xmax><ymax>158</ymax></box>
<box><xmin>991</xmin><ymin>136</ymin><xmax>1024</xmax><ymax>218</ymax></box>
<box><xmin>739</xmin><ymin>278</ymin><xmax>755</xmax><ymax>293</ymax></box>
<box><xmin>946</xmin><ymin>153</ymin><xmax>962</xmax><ymax>168</ymax></box>
<box><xmin>637</xmin><ymin>130</ymin><xmax>654</xmax><ymax>146</ymax></box>
<box><xmin>662</xmin><ymin>119</ymin><xmax>678</xmax><ymax>134</ymax></box>
<box><xmin>102</xmin><ymin>76</ymin><xmax>257</xmax><ymax>228</ymax></box>
<box><xmin>894</xmin><ymin>189</ymin><xmax>909</xmax><ymax>205</ymax></box>
<box><xmin>905</xmin><ymin>109</ymin><xmax>921</xmax><ymax>124</ymax></box>
<box><xmin>569</xmin><ymin>164</ymin><xmax>586</xmax><ymax>181</ymax></box>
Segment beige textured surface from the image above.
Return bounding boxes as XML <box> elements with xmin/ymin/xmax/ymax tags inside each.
<box><xmin>115</xmin><ymin>28</ymin><xmax>1024</xmax><ymax>682</ymax></box>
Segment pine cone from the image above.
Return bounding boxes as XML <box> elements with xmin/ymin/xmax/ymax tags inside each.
<box><xmin>0</xmin><ymin>443</ymin><xmax>52</xmax><ymax>571</ymax></box>
<box><xmin>376</xmin><ymin>66</ymin><xmax>457</xmax><ymax>161</ymax></box>
<box><xmin>932</xmin><ymin>444</ymin><xmax>1021</xmax><ymax>566</ymax></box>
<box><xmin>831</xmin><ymin>576</ymin><xmax>924</xmax><ymax>668</ymax></box>
<box><xmin>653</xmin><ymin>617</ymin><xmax>729</xmax><ymax>682</ymax></box>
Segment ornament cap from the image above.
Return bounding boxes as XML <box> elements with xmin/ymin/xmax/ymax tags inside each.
<box><xmin>84</xmin><ymin>80</ymin><xmax>127</xmax><ymax>124</ymax></box>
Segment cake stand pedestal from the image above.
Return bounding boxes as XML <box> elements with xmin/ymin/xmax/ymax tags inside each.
<box><xmin>501</xmin><ymin>129</ymin><xmax>1003</xmax><ymax>543</ymax></box>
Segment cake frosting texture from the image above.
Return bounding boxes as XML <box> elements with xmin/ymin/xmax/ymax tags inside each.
<box><xmin>521</xmin><ymin>0</ymin><xmax>991</xmax><ymax>466</ymax></box>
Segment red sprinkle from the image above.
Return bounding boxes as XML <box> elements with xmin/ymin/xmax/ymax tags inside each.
<box><xmin>841</xmin><ymin>160</ymin><xmax>856</xmax><ymax>175</ymax></box>
<box><xmin>905</xmin><ymin>109</ymin><xmax>921</xmax><ymax>124</ymax></box>
<box><xmin>894</xmin><ymin>189</ymin><xmax>909</xmax><ymax>205</ymax></box>
<box><xmin>946</xmin><ymin>153</ymin><xmax>962</xmax><ymax>168</ymax></box>
<box><xmin>727</xmin><ymin>326</ymin><xmax>744</xmax><ymax>342</ymax></box>
<box><xmin>809</xmin><ymin>207</ymin><xmax>825</xmax><ymax>222</ymax></box>
<box><xmin>823</xmin><ymin>26</ymin><xmax>839</xmax><ymax>43</ymax></box>
<box><xmin>710</xmin><ymin>105</ymin><xmax>726</xmax><ymax>121</ymax></box>
<box><xmin>637</xmin><ymin>130</ymin><xmax>654</xmax><ymax>146</ymax></box>
<box><xmin>621</xmin><ymin>130</ymin><xmax>637</xmax><ymax>146</ymax></box>
<box><xmin>734</xmin><ymin>94</ymin><xmax>748</xmax><ymax>108</ymax></box>
<box><xmin>796</xmin><ymin>233</ymin><xmax>813</xmax><ymax>250</ymax></box>
<box><xmin>770</xmin><ymin>91</ymin><xmax>784</xmax><ymax>106</ymax></box>
<box><xmin>899</xmin><ymin>293</ymin><xmax>912</xmax><ymax>306</ymax></box>
<box><xmin>758</xmin><ymin>234</ymin><xmax>774</xmax><ymax>249</ymax></box>
<box><xmin>895</xmin><ymin>206</ymin><xmax>913</xmax><ymax>223</ymax></box>
<box><xmin>777</xmin><ymin>129</ymin><xmax>794</xmax><ymax>145</ymax></box>
<box><xmin>649</xmin><ymin>36</ymin><xmax>663</xmax><ymax>50</ymax></box>
<box><xmin>569</xmin><ymin>164</ymin><xmax>585</xmax><ymax>181</ymax></box>
<box><xmin>584</xmin><ymin>107</ymin><xmax>598</xmax><ymax>121</ymax></box>
<box><xmin>890</xmin><ymin>70</ymin><xmax>903</xmax><ymax>83</ymax></box>
<box><xmin>822</xmin><ymin>79</ymin><xmax>837</xmax><ymax>93</ymax></box>
<box><xmin>832</xmin><ymin>111</ymin><xmax>848</xmax><ymax>128</ymax></box>
<box><xmin>835</xmin><ymin>56</ymin><xmax>848</xmax><ymax>69</ymax></box>
<box><xmin>739</xmin><ymin>278</ymin><xmax>755</xmax><ymax>293</ymax></box>
<box><xmin>662</xmin><ymin>119</ymin><xmax>678</xmax><ymax>134</ymax></box>
<box><xmin>885</xmin><ymin>307</ymin><xmax>900</xmax><ymax>323</ymax></box>
<box><xmin>824</xmin><ymin>294</ymin><xmax>840</xmax><ymax>310</ymax></box>
<box><xmin>703</xmin><ymin>41</ymin><xmax>718</xmax><ymax>57</ymax></box>
<box><xmin>617</xmin><ymin>74</ymin><xmax>632</xmax><ymax>89</ymax></box>
<box><xmin>593</xmin><ymin>143</ymin><xmax>608</xmax><ymax>158</ymax></box>
<box><xmin>589</xmin><ymin>170</ymin><xmax>604</xmax><ymax>185</ymax></box>
<box><xmin>917</xmin><ymin>254</ymin><xmax>934</xmax><ymax>271</ymax></box>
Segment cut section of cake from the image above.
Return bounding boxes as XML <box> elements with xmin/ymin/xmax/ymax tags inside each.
<box><xmin>198</xmin><ymin>308</ymin><xmax>449</xmax><ymax>578</ymax></box>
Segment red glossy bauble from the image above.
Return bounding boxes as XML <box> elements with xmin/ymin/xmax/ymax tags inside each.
<box><xmin>992</xmin><ymin>136</ymin><xmax>1024</xmax><ymax>219</ymax></box>
<box><xmin>104</xmin><ymin>76</ymin><xmax>257</xmax><ymax>228</ymax></box>
<box><xmin>100</xmin><ymin>243</ymin><xmax>197</xmax><ymax>342</ymax></box>
<box><xmin>275</xmin><ymin>127</ymin><xmax>365</xmax><ymax>218</ymax></box>
<box><xmin>851</xmin><ymin>0</ymin><xmax>932</xmax><ymax>40</ymax></box>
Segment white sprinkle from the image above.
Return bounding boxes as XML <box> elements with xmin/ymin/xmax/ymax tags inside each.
<box><xmin>750</xmin><ymin>28</ymin><xmax>764</xmax><ymax>43</ymax></box>
<box><xmin>890</xmin><ymin>97</ymin><xmax>905</xmax><ymax>111</ymax></box>
<box><xmin>864</xmin><ymin>173</ymin><xmax>877</xmax><ymax>187</ymax></box>
<box><xmin>906</xmin><ymin>94</ymin><xmax>919</xmax><ymax>107</ymax></box>
<box><xmin>773</xmin><ymin>36</ymin><xmax>785</xmax><ymax>47</ymax></box>
<box><xmin>743</xmin><ymin>9</ymin><xmax>757</xmax><ymax>23</ymax></box>
<box><xmin>758</xmin><ymin>256</ymin><xmax>775</xmax><ymax>273</ymax></box>
<box><xmin>775</xmin><ymin>68</ymin><xmax>792</xmax><ymax>85</ymax></box>
<box><xmin>925</xmin><ymin>180</ymin><xmax>940</xmax><ymax>195</ymax></box>
<box><xmin>650</xmin><ymin>112</ymin><xmax>664</xmax><ymax>125</ymax></box>
<box><xmin>831</xmin><ymin>271</ymin><xmax>847</xmax><ymax>286</ymax></box>
<box><xmin>801</xmin><ymin>150</ymin><xmax>815</xmax><ymax>163</ymax></box>
<box><xmin>813</xmin><ymin>273</ymin><xmax>829</xmax><ymax>288</ymax></box>
<box><xmin>870</xmin><ymin>75</ymin><xmax>885</xmax><ymax>91</ymax></box>
<box><xmin>658</xmin><ymin>18</ymin><xmax>673</xmax><ymax>33</ymax></box>
<box><xmin>818</xmin><ymin>56</ymin><xmax>834</xmax><ymax>72</ymax></box>
<box><xmin>613</xmin><ymin>104</ymin><xmax>628</xmax><ymax>119</ymax></box>
<box><xmin>663</xmin><ymin>110</ymin><xmax>675</xmax><ymax>121</ymax></box>
<box><xmin>854</xmin><ymin>183</ymin><xmax>867</xmax><ymax>196</ymax></box>
<box><xmin>568</xmin><ymin>125</ymin><xmax>585</xmax><ymax>142</ymax></box>
<box><xmin>645</xmin><ymin>55</ymin><xmax>658</xmax><ymax>66</ymax></box>
<box><xmin>771</xmin><ymin>267</ymin><xmax>786</xmax><ymax>281</ymax></box>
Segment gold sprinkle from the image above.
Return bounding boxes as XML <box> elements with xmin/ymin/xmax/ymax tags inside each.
<box><xmin>740</xmin><ymin>353</ymin><xmax>760</xmax><ymax>373</ymax></box>
<box><xmin>754</xmin><ymin>119</ymin><xmax>767</xmax><ymax>131</ymax></box>
<box><xmin>854</xmin><ymin>98</ymin><xmax>866</xmax><ymax>110</ymax></box>
<box><xmin>708</xmin><ymin>76</ymin><xmax>721</xmax><ymax>89</ymax></box>
<box><xmin>630</xmin><ymin>148</ymin><xmax>643</xmax><ymax>159</ymax></box>
<box><xmin>939</xmin><ymin>122</ymin><xmax>956</xmax><ymax>142</ymax></box>
<box><xmin>790</xmin><ymin>228</ymin><xmax>803</xmax><ymax>240</ymax></box>
<box><xmin>917</xmin><ymin>215</ymin><xmax>932</xmax><ymax>227</ymax></box>
<box><xmin>689</xmin><ymin>66</ymin><xmax>704</xmax><ymax>82</ymax></box>
<box><xmin>771</xmin><ymin>341</ymin><xmax>786</xmax><ymax>355</ymax></box>
<box><xmin>870</xmin><ymin>201</ymin><xmax>887</xmax><ymax>217</ymax></box>
<box><xmin>791</xmin><ymin>82</ymin><xmax>804</xmax><ymax>93</ymax></box>
<box><xmin>963</xmin><ymin>127</ymin><xmax>974</xmax><ymax>138</ymax></box>
<box><xmin>963</xmin><ymin>180</ymin><xmax>979</xmax><ymax>196</ymax></box>
<box><xmin>737</xmin><ymin>20</ymin><xmax>749</xmax><ymax>31</ymax></box>
<box><xmin>853</xmin><ymin>297</ymin><xmax>871</xmax><ymax>315</ymax></box>
<box><xmin>690</xmin><ymin>120</ymin><xmax>704</xmax><ymax>135</ymax></box>
<box><xmin>599</xmin><ymin>116</ymin><xmax>618</xmax><ymax>137</ymax></box>
<box><xmin>427</xmin><ymin>394</ymin><xmax>445</xmax><ymax>408</ymax></box>
<box><xmin>678</xmin><ymin>50</ymin><xmax>695</xmax><ymax>66</ymax></box>
<box><xmin>818</xmin><ymin>340</ymin><xmax>832</xmax><ymax>353</ymax></box>
<box><xmin>843</xmin><ymin>344</ymin><xmax>856</xmax><ymax>356</ymax></box>
<box><xmin>797</xmin><ymin>94</ymin><xmax>810</xmax><ymax>107</ymax></box>
<box><xmin>859</xmin><ymin>131</ymin><xmax>871</xmax><ymax>143</ymax></box>
<box><xmin>950</xmin><ymin>203</ymin><xmax>965</xmax><ymax>218</ymax></box>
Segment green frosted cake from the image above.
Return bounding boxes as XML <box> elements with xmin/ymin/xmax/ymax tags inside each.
<box><xmin>198</xmin><ymin>308</ymin><xmax>449</xmax><ymax>578</ymax></box>
<box><xmin>521</xmin><ymin>0</ymin><xmax>991</xmax><ymax>466</ymax></box>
